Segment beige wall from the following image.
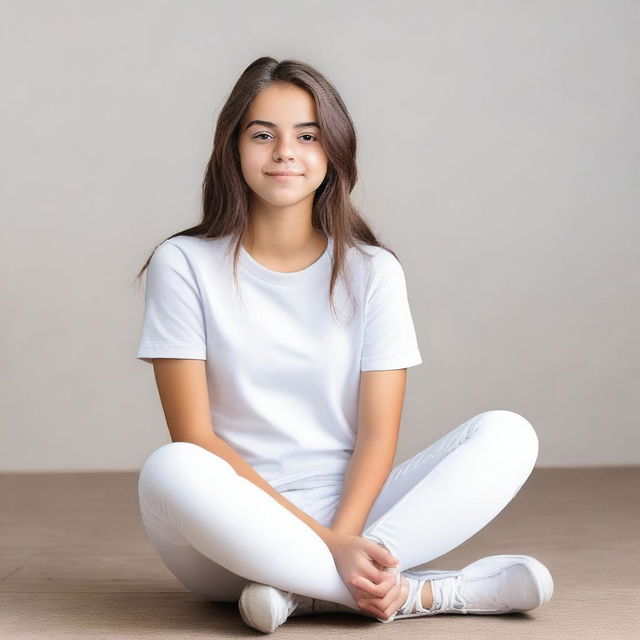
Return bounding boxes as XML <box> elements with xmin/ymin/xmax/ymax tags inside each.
<box><xmin>1</xmin><ymin>1</ymin><xmax>637</xmax><ymax>470</ymax></box>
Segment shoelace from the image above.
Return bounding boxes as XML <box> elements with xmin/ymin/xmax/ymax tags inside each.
<box><xmin>396</xmin><ymin>575</ymin><xmax>466</xmax><ymax>616</ymax></box>
<box><xmin>439</xmin><ymin>570</ymin><xmax>513</xmax><ymax>613</ymax></box>
<box><xmin>397</xmin><ymin>576</ymin><xmax>424</xmax><ymax>615</ymax></box>
<box><xmin>436</xmin><ymin>575</ymin><xmax>467</xmax><ymax>612</ymax></box>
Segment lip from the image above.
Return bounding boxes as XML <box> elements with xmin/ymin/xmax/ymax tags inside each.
<box><xmin>265</xmin><ymin>171</ymin><xmax>304</xmax><ymax>176</ymax></box>
<box><xmin>266</xmin><ymin>173</ymin><xmax>304</xmax><ymax>182</ymax></box>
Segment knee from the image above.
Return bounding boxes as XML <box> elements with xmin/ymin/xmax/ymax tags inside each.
<box><xmin>475</xmin><ymin>410</ymin><xmax>539</xmax><ymax>470</ymax></box>
<box><xmin>138</xmin><ymin>441</ymin><xmax>232</xmax><ymax>500</ymax></box>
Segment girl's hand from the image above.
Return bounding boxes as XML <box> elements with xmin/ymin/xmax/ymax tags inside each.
<box><xmin>352</xmin><ymin>569</ymin><xmax>410</xmax><ymax>620</ymax></box>
<box><xmin>328</xmin><ymin>533</ymin><xmax>406</xmax><ymax>619</ymax></box>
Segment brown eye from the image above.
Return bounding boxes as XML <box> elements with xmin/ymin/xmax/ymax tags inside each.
<box><xmin>251</xmin><ymin>132</ymin><xmax>317</xmax><ymax>142</ymax></box>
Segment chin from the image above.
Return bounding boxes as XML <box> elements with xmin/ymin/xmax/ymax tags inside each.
<box><xmin>266</xmin><ymin>194</ymin><xmax>313</xmax><ymax>206</ymax></box>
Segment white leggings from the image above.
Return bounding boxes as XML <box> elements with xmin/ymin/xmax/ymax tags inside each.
<box><xmin>137</xmin><ymin>409</ymin><xmax>538</xmax><ymax>611</ymax></box>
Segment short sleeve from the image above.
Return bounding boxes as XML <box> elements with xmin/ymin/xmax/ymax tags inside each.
<box><xmin>360</xmin><ymin>251</ymin><xmax>422</xmax><ymax>371</ymax></box>
<box><xmin>136</xmin><ymin>240</ymin><xmax>207</xmax><ymax>364</ymax></box>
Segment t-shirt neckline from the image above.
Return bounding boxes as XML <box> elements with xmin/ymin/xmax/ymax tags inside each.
<box><xmin>239</xmin><ymin>235</ymin><xmax>333</xmax><ymax>285</ymax></box>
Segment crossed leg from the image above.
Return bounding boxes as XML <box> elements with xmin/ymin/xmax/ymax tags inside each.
<box><xmin>138</xmin><ymin>410</ymin><xmax>538</xmax><ymax>609</ymax></box>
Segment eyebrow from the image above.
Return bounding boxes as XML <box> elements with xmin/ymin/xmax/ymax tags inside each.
<box><xmin>244</xmin><ymin>119</ymin><xmax>320</xmax><ymax>130</ymax></box>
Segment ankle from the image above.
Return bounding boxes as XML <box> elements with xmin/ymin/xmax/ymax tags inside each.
<box><xmin>420</xmin><ymin>580</ymin><xmax>435</xmax><ymax>609</ymax></box>
<box><xmin>396</xmin><ymin>574</ymin><xmax>435</xmax><ymax>616</ymax></box>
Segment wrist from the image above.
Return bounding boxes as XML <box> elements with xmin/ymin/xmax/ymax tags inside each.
<box><xmin>323</xmin><ymin>528</ymin><xmax>348</xmax><ymax>550</ymax></box>
<box><xmin>331</xmin><ymin>525</ymin><xmax>362</xmax><ymax>537</ymax></box>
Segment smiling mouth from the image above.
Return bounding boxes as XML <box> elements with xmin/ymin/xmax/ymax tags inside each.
<box><xmin>266</xmin><ymin>174</ymin><xmax>304</xmax><ymax>180</ymax></box>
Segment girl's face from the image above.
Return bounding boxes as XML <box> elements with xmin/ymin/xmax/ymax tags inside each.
<box><xmin>237</xmin><ymin>83</ymin><xmax>328</xmax><ymax>208</ymax></box>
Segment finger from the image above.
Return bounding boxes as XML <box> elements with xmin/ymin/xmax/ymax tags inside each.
<box><xmin>352</xmin><ymin>574</ymin><xmax>392</xmax><ymax>598</ymax></box>
<box><xmin>368</xmin><ymin>541</ymin><xmax>399</xmax><ymax>568</ymax></box>
<box><xmin>373</xmin><ymin>558</ymin><xmax>398</xmax><ymax>581</ymax></box>
<box><xmin>383</xmin><ymin>589</ymin><xmax>410</xmax><ymax>619</ymax></box>
<box><xmin>353</xmin><ymin>571</ymin><xmax>397</xmax><ymax>598</ymax></box>
<box><xmin>366</xmin><ymin>577</ymin><xmax>408</xmax><ymax>620</ymax></box>
<box><xmin>369</xmin><ymin>572</ymin><xmax>401</xmax><ymax>607</ymax></box>
<box><xmin>352</xmin><ymin>575</ymin><xmax>385</xmax><ymax>597</ymax></box>
<box><xmin>381</xmin><ymin>575</ymin><xmax>409</xmax><ymax>618</ymax></box>
<box><xmin>362</xmin><ymin>573</ymin><xmax>403</xmax><ymax>605</ymax></box>
<box><xmin>378</xmin><ymin>565</ymin><xmax>398</xmax><ymax>582</ymax></box>
<box><xmin>360</xmin><ymin>562</ymin><xmax>395</xmax><ymax>586</ymax></box>
<box><xmin>376</xmin><ymin>579</ymin><xmax>405</xmax><ymax>613</ymax></box>
<box><xmin>356</xmin><ymin>598</ymin><xmax>387</xmax><ymax>619</ymax></box>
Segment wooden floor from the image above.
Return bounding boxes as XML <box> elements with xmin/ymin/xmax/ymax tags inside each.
<box><xmin>1</xmin><ymin>467</ymin><xmax>638</xmax><ymax>639</ymax></box>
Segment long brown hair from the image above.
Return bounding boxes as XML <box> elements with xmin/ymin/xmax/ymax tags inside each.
<box><xmin>135</xmin><ymin>56</ymin><xmax>399</xmax><ymax>321</ymax></box>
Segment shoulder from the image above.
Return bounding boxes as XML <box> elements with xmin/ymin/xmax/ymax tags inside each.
<box><xmin>354</xmin><ymin>243</ymin><xmax>404</xmax><ymax>283</ymax></box>
<box><xmin>150</xmin><ymin>235</ymin><xmax>191</xmax><ymax>260</ymax></box>
<box><xmin>155</xmin><ymin>234</ymin><xmax>207</xmax><ymax>257</ymax></box>
<box><xmin>150</xmin><ymin>234</ymin><xmax>226</xmax><ymax>269</ymax></box>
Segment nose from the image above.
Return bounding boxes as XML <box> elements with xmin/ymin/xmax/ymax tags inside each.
<box><xmin>273</xmin><ymin>137</ymin><xmax>295</xmax><ymax>161</ymax></box>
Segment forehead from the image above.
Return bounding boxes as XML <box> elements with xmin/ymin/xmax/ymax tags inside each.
<box><xmin>242</xmin><ymin>84</ymin><xmax>317</xmax><ymax>125</ymax></box>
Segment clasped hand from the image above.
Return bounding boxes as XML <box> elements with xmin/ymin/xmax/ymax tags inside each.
<box><xmin>329</xmin><ymin>532</ymin><xmax>409</xmax><ymax>620</ymax></box>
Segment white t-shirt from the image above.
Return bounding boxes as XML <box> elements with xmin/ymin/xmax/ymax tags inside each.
<box><xmin>136</xmin><ymin>234</ymin><xmax>422</xmax><ymax>489</ymax></box>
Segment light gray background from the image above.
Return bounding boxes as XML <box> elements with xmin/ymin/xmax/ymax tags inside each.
<box><xmin>1</xmin><ymin>0</ymin><xmax>638</xmax><ymax>471</ymax></box>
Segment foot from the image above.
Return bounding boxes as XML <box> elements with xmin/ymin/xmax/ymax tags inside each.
<box><xmin>377</xmin><ymin>554</ymin><xmax>554</xmax><ymax>623</ymax></box>
<box><xmin>238</xmin><ymin>581</ymin><xmax>356</xmax><ymax>633</ymax></box>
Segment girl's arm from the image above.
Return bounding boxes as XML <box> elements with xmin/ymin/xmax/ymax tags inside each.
<box><xmin>330</xmin><ymin>368</ymin><xmax>408</xmax><ymax>536</ymax></box>
<box><xmin>151</xmin><ymin>358</ymin><xmax>339</xmax><ymax>548</ymax></box>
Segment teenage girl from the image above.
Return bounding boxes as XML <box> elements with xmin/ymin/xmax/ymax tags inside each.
<box><xmin>135</xmin><ymin>56</ymin><xmax>554</xmax><ymax>633</ymax></box>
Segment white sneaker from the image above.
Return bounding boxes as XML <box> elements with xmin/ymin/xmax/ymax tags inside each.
<box><xmin>238</xmin><ymin>581</ymin><xmax>357</xmax><ymax>633</ymax></box>
<box><xmin>377</xmin><ymin>554</ymin><xmax>554</xmax><ymax>623</ymax></box>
